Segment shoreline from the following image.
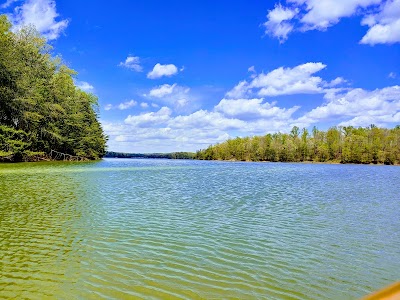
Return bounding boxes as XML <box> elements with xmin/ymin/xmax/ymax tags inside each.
<box><xmin>195</xmin><ymin>158</ymin><xmax>400</xmax><ymax>166</ymax></box>
<box><xmin>2</xmin><ymin>156</ymin><xmax>399</xmax><ymax>166</ymax></box>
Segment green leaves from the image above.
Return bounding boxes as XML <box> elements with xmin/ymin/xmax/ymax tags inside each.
<box><xmin>196</xmin><ymin>125</ymin><xmax>400</xmax><ymax>165</ymax></box>
<box><xmin>0</xmin><ymin>15</ymin><xmax>106</xmax><ymax>162</ymax></box>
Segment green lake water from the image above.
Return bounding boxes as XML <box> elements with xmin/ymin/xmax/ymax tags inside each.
<box><xmin>0</xmin><ymin>159</ymin><xmax>399</xmax><ymax>299</ymax></box>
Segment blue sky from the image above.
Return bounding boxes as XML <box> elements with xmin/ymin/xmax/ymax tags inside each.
<box><xmin>1</xmin><ymin>0</ymin><xmax>400</xmax><ymax>152</ymax></box>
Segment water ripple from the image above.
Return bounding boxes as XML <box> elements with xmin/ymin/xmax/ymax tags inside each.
<box><xmin>1</xmin><ymin>159</ymin><xmax>399</xmax><ymax>299</ymax></box>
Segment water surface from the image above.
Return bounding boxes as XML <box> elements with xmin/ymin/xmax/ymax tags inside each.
<box><xmin>0</xmin><ymin>159</ymin><xmax>399</xmax><ymax>299</ymax></box>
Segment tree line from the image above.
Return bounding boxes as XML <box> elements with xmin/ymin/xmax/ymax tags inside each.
<box><xmin>105</xmin><ymin>151</ymin><xmax>196</xmax><ymax>159</ymax></box>
<box><xmin>195</xmin><ymin>125</ymin><xmax>400</xmax><ymax>165</ymax></box>
<box><xmin>0</xmin><ymin>15</ymin><xmax>106</xmax><ymax>162</ymax></box>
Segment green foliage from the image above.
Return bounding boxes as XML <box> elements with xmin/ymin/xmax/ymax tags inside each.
<box><xmin>196</xmin><ymin>125</ymin><xmax>400</xmax><ymax>165</ymax></box>
<box><xmin>105</xmin><ymin>152</ymin><xmax>196</xmax><ymax>160</ymax></box>
<box><xmin>0</xmin><ymin>15</ymin><xmax>106</xmax><ymax>162</ymax></box>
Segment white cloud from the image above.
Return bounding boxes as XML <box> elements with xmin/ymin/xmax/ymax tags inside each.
<box><xmin>102</xmin><ymin>120</ymin><xmax>232</xmax><ymax>153</ymax></box>
<box><xmin>103</xmin><ymin>61</ymin><xmax>400</xmax><ymax>153</ymax></box>
<box><xmin>297</xmin><ymin>85</ymin><xmax>400</xmax><ymax>126</ymax></box>
<box><xmin>147</xmin><ymin>63</ymin><xmax>178</xmax><ymax>79</ymax></box>
<box><xmin>104</xmin><ymin>91</ymin><xmax>303</xmax><ymax>152</ymax></box>
<box><xmin>140</xmin><ymin>102</ymin><xmax>149</xmax><ymax>108</ymax></box>
<box><xmin>104</xmin><ymin>100</ymin><xmax>137</xmax><ymax>111</ymax></box>
<box><xmin>170</xmin><ymin>110</ymin><xmax>246</xmax><ymax>131</ymax></box>
<box><xmin>215</xmin><ymin>98</ymin><xmax>300</xmax><ymax>120</ymax></box>
<box><xmin>253</xmin><ymin>62</ymin><xmax>327</xmax><ymax>96</ymax></box>
<box><xmin>360</xmin><ymin>0</ymin><xmax>400</xmax><ymax>45</ymax></box>
<box><xmin>149</xmin><ymin>83</ymin><xmax>177</xmax><ymax>98</ymax></box>
<box><xmin>324</xmin><ymin>77</ymin><xmax>347</xmax><ymax>87</ymax></box>
<box><xmin>388</xmin><ymin>72</ymin><xmax>397</xmax><ymax>79</ymax></box>
<box><xmin>264</xmin><ymin>0</ymin><xmax>400</xmax><ymax>45</ymax></box>
<box><xmin>118</xmin><ymin>56</ymin><xmax>142</xmax><ymax>72</ymax></box>
<box><xmin>248</xmin><ymin>66</ymin><xmax>256</xmax><ymax>73</ymax></box>
<box><xmin>118</xmin><ymin>100</ymin><xmax>137</xmax><ymax>110</ymax></box>
<box><xmin>226</xmin><ymin>80</ymin><xmax>248</xmax><ymax>98</ymax></box>
<box><xmin>227</xmin><ymin>62</ymin><xmax>329</xmax><ymax>98</ymax></box>
<box><xmin>76</xmin><ymin>80</ymin><xmax>94</xmax><ymax>92</ymax></box>
<box><xmin>295</xmin><ymin>0</ymin><xmax>380</xmax><ymax>30</ymax></box>
<box><xmin>104</xmin><ymin>104</ymin><xmax>113</xmax><ymax>111</ymax></box>
<box><xmin>147</xmin><ymin>84</ymin><xmax>192</xmax><ymax>109</ymax></box>
<box><xmin>10</xmin><ymin>0</ymin><xmax>68</xmax><ymax>40</ymax></box>
<box><xmin>104</xmin><ymin>101</ymin><xmax>300</xmax><ymax>152</ymax></box>
<box><xmin>339</xmin><ymin>112</ymin><xmax>400</xmax><ymax>126</ymax></box>
<box><xmin>124</xmin><ymin>106</ymin><xmax>172</xmax><ymax>127</ymax></box>
<box><xmin>263</xmin><ymin>4</ymin><xmax>299</xmax><ymax>42</ymax></box>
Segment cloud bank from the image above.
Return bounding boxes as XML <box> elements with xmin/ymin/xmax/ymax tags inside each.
<box><xmin>264</xmin><ymin>0</ymin><xmax>400</xmax><ymax>45</ymax></box>
<box><xmin>104</xmin><ymin>62</ymin><xmax>400</xmax><ymax>153</ymax></box>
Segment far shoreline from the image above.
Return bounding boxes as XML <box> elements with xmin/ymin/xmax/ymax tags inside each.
<box><xmin>196</xmin><ymin>158</ymin><xmax>400</xmax><ymax>166</ymax></box>
<box><xmin>1</xmin><ymin>153</ymin><xmax>398</xmax><ymax>166</ymax></box>
<box><xmin>103</xmin><ymin>156</ymin><xmax>400</xmax><ymax>167</ymax></box>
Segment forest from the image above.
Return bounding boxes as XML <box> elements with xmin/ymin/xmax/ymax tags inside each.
<box><xmin>0</xmin><ymin>15</ymin><xmax>106</xmax><ymax>162</ymax></box>
<box><xmin>105</xmin><ymin>151</ymin><xmax>196</xmax><ymax>159</ymax></box>
<box><xmin>196</xmin><ymin>125</ymin><xmax>400</xmax><ymax>165</ymax></box>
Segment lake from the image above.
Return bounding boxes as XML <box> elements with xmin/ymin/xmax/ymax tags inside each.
<box><xmin>0</xmin><ymin>159</ymin><xmax>399</xmax><ymax>299</ymax></box>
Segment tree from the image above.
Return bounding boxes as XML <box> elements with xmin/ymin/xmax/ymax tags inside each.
<box><xmin>195</xmin><ymin>125</ymin><xmax>400</xmax><ymax>165</ymax></box>
<box><xmin>0</xmin><ymin>15</ymin><xmax>106</xmax><ymax>161</ymax></box>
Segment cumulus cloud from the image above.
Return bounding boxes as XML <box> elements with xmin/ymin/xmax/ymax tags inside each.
<box><xmin>75</xmin><ymin>80</ymin><xmax>94</xmax><ymax>92</ymax></box>
<box><xmin>296</xmin><ymin>85</ymin><xmax>400</xmax><ymax>127</ymax></box>
<box><xmin>118</xmin><ymin>100</ymin><xmax>137</xmax><ymax>110</ymax></box>
<box><xmin>104</xmin><ymin>93</ymin><xmax>302</xmax><ymax>152</ymax></box>
<box><xmin>170</xmin><ymin>110</ymin><xmax>246</xmax><ymax>131</ymax></box>
<box><xmin>147</xmin><ymin>63</ymin><xmax>179</xmax><ymax>79</ymax></box>
<box><xmin>360</xmin><ymin>0</ymin><xmax>400</xmax><ymax>45</ymax></box>
<box><xmin>105</xmin><ymin>83</ymin><xmax>400</xmax><ymax>152</ymax></box>
<box><xmin>215</xmin><ymin>98</ymin><xmax>300</xmax><ymax>120</ymax></box>
<box><xmin>104</xmin><ymin>100</ymin><xmax>301</xmax><ymax>152</ymax></box>
<box><xmin>295</xmin><ymin>0</ymin><xmax>380</xmax><ymax>30</ymax></box>
<box><xmin>264</xmin><ymin>0</ymin><xmax>400</xmax><ymax>45</ymax></box>
<box><xmin>102</xmin><ymin>120</ymin><xmax>232</xmax><ymax>153</ymax></box>
<box><xmin>10</xmin><ymin>0</ymin><xmax>68</xmax><ymax>40</ymax></box>
<box><xmin>263</xmin><ymin>4</ymin><xmax>299</xmax><ymax>42</ymax></box>
<box><xmin>140</xmin><ymin>102</ymin><xmax>149</xmax><ymax>108</ymax></box>
<box><xmin>146</xmin><ymin>84</ymin><xmax>192</xmax><ymax>109</ymax></box>
<box><xmin>125</xmin><ymin>106</ymin><xmax>172</xmax><ymax>127</ymax></box>
<box><xmin>118</xmin><ymin>56</ymin><xmax>142</xmax><ymax>72</ymax></box>
<box><xmin>252</xmin><ymin>62</ymin><xmax>328</xmax><ymax>96</ymax></box>
<box><xmin>226</xmin><ymin>81</ymin><xmax>248</xmax><ymax>98</ymax></box>
<box><xmin>324</xmin><ymin>77</ymin><xmax>347</xmax><ymax>87</ymax></box>
<box><xmin>149</xmin><ymin>83</ymin><xmax>177</xmax><ymax>98</ymax></box>
<box><xmin>388</xmin><ymin>72</ymin><xmax>397</xmax><ymax>79</ymax></box>
<box><xmin>103</xmin><ymin>61</ymin><xmax>400</xmax><ymax>153</ymax></box>
<box><xmin>226</xmin><ymin>62</ymin><xmax>331</xmax><ymax>98</ymax></box>
<box><xmin>104</xmin><ymin>85</ymin><xmax>305</xmax><ymax>151</ymax></box>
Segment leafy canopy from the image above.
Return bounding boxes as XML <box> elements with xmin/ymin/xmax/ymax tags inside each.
<box><xmin>0</xmin><ymin>15</ymin><xmax>107</xmax><ymax>162</ymax></box>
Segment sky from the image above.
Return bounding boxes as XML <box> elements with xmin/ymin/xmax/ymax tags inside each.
<box><xmin>1</xmin><ymin>0</ymin><xmax>400</xmax><ymax>153</ymax></box>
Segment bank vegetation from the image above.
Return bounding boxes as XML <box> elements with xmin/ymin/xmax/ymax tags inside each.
<box><xmin>196</xmin><ymin>125</ymin><xmax>400</xmax><ymax>165</ymax></box>
<box><xmin>0</xmin><ymin>15</ymin><xmax>106</xmax><ymax>162</ymax></box>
